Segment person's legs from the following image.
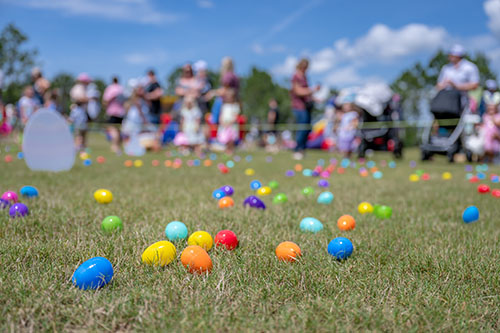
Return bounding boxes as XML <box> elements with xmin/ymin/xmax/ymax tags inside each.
<box><xmin>293</xmin><ymin>109</ymin><xmax>310</xmax><ymax>152</ymax></box>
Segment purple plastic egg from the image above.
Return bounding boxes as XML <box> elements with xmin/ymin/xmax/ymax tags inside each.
<box><xmin>312</xmin><ymin>171</ymin><xmax>320</xmax><ymax>177</ymax></box>
<box><xmin>285</xmin><ymin>170</ymin><xmax>295</xmax><ymax>177</ymax></box>
<box><xmin>9</xmin><ymin>203</ymin><xmax>29</xmax><ymax>218</ymax></box>
<box><xmin>318</xmin><ymin>179</ymin><xmax>329</xmax><ymax>187</ymax></box>
<box><xmin>243</xmin><ymin>195</ymin><xmax>266</xmax><ymax>210</ymax></box>
<box><xmin>0</xmin><ymin>198</ymin><xmax>11</xmax><ymax>209</ymax></box>
<box><xmin>220</xmin><ymin>185</ymin><xmax>234</xmax><ymax>196</ymax></box>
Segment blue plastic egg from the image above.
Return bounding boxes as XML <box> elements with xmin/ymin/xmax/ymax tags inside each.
<box><xmin>477</xmin><ymin>172</ymin><xmax>486</xmax><ymax>180</ymax></box>
<box><xmin>72</xmin><ymin>257</ymin><xmax>114</xmax><ymax>290</ymax></box>
<box><xmin>210</xmin><ymin>153</ymin><xmax>217</xmax><ymax>160</ymax></box>
<box><xmin>20</xmin><ymin>186</ymin><xmax>39</xmax><ymax>198</ymax></box>
<box><xmin>373</xmin><ymin>171</ymin><xmax>383</xmax><ymax>179</ymax></box>
<box><xmin>193</xmin><ymin>159</ymin><xmax>201</xmax><ymax>166</ymax></box>
<box><xmin>302</xmin><ymin>169</ymin><xmax>313</xmax><ymax>177</ymax></box>
<box><xmin>366</xmin><ymin>161</ymin><xmax>375</xmax><ymax>168</ymax></box>
<box><xmin>250</xmin><ymin>180</ymin><xmax>262</xmax><ymax>190</ymax></box>
<box><xmin>300</xmin><ymin>217</ymin><xmax>323</xmax><ymax>233</ymax></box>
<box><xmin>17</xmin><ymin>152</ymin><xmax>24</xmax><ymax>159</ymax></box>
<box><xmin>341</xmin><ymin>158</ymin><xmax>351</xmax><ymax>168</ymax></box>
<box><xmin>165</xmin><ymin>221</ymin><xmax>188</xmax><ymax>241</ymax></box>
<box><xmin>83</xmin><ymin>159</ymin><xmax>92</xmax><ymax>166</ymax></box>
<box><xmin>328</xmin><ymin>237</ymin><xmax>353</xmax><ymax>260</ymax></box>
<box><xmin>462</xmin><ymin>206</ymin><xmax>479</xmax><ymax>224</ymax></box>
<box><xmin>245</xmin><ymin>155</ymin><xmax>253</xmax><ymax>162</ymax></box>
<box><xmin>226</xmin><ymin>160</ymin><xmax>235</xmax><ymax>168</ymax></box>
<box><xmin>388</xmin><ymin>161</ymin><xmax>396</xmax><ymax>168</ymax></box>
<box><xmin>212</xmin><ymin>189</ymin><xmax>226</xmax><ymax>200</ymax></box>
<box><xmin>317</xmin><ymin>191</ymin><xmax>334</xmax><ymax>204</ymax></box>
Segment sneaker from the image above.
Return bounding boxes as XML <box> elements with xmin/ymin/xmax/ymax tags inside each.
<box><xmin>293</xmin><ymin>152</ymin><xmax>304</xmax><ymax>160</ymax></box>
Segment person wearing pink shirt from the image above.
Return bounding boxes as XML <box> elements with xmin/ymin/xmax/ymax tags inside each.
<box><xmin>103</xmin><ymin>77</ymin><xmax>125</xmax><ymax>153</ymax></box>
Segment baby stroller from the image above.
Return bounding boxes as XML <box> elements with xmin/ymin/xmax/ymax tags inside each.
<box><xmin>420</xmin><ymin>89</ymin><xmax>471</xmax><ymax>162</ymax></box>
<box><xmin>355</xmin><ymin>83</ymin><xmax>403</xmax><ymax>159</ymax></box>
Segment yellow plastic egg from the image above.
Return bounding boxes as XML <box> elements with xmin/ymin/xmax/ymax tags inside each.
<box><xmin>357</xmin><ymin>202</ymin><xmax>374</xmax><ymax>214</ymax></box>
<box><xmin>245</xmin><ymin>168</ymin><xmax>255</xmax><ymax>176</ymax></box>
<box><xmin>409</xmin><ymin>174</ymin><xmax>420</xmax><ymax>182</ymax></box>
<box><xmin>257</xmin><ymin>186</ymin><xmax>272</xmax><ymax>196</ymax></box>
<box><xmin>141</xmin><ymin>241</ymin><xmax>176</xmax><ymax>267</ymax></box>
<box><xmin>79</xmin><ymin>152</ymin><xmax>89</xmax><ymax>160</ymax></box>
<box><xmin>134</xmin><ymin>159</ymin><xmax>143</xmax><ymax>167</ymax></box>
<box><xmin>442</xmin><ymin>172</ymin><xmax>452</xmax><ymax>180</ymax></box>
<box><xmin>187</xmin><ymin>231</ymin><xmax>213</xmax><ymax>251</ymax></box>
<box><xmin>93</xmin><ymin>189</ymin><xmax>113</xmax><ymax>204</ymax></box>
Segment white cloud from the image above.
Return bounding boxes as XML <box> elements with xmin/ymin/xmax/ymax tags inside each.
<box><xmin>271</xmin><ymin>56</ymin><xmax>298</xmax><ymax>76</ymax></box>
<box><xmin>197</xmin><ymin>0</ymin><xmax>214</xmax><ymax>9</ymax></box>
<box><xmin>5</xmin><ymin>0</ymin><xmax>182</xmax><ymax>24</ymax></box>
<box><xmin>124</xmin><ymin>51</ymin><xmax>168</xmax><ymax>65</ymax></box>
<box><xmin>251</xmin><ymin>43</ymin><xmax>286</xmax><ymax>55</ymax></box>
<box><xmin>485</xmin><ymin>0</ymin><xmax>500</xmax><ymax>38</ymax></box>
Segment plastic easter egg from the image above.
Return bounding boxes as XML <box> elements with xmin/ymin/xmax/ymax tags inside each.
<box><xmin>218</xmin><ymin>197</ymin><xmax>234</xmax><ymax>209</ymax></box>
<box><xmin>72</xmin><ymin>257</ymin><xmax>114</xmax><ymax>290</ymax></box>
<box><xmin>243</xmin><ymin>195</ymin><xmax>266</xmax><ymax>210</ymax></box>
<box><xmin>245</xmin><ymin>168</ymin><xmax>255</xmax><ymax>176</ymax></box>
<box><xmin>327</xmin><ymin>237</ymin><xmax>353</xmax><ymax>260</ymax></box>
<box><xmin>462</xmin><ymin>206</ymin><xmax>479</xmax><ymax>223</ymax></box>
<box><xmin>337</xmin><ymin>215</ymin><xmax>356</xmax><ymax>231</ymax></box>
<box><xmin>83</xmin><ymin>159</ymin><xmax>92</xmax><ymax>166</ymax></box>
<box><xmin>388</xmin><ymin>161</ymin><xmax>396</xmax><ymax>168</ymax></box>
<box><xmin>442</xmin><ymin>172</ymin><xmax>452</xmax><ymax>180</ymax></box>
<box><xmin>477</xmin><ymin>184</ymin><xmax>490</xmax><ymax>194</ymax></box>
<box><xmin>268</xmin><ymin>180</ymin><xmax>279</xmax><ymax>189</ymax></box>
<box><xmin>421</xmin><ymin>173</ymin><xmax>430</xmax><ymax>181</ymax></box>
<box><xmin>20</xmin><ymin>186</ymin><xmax>38</xmax><ymax>198</ymax></box>
<box><xmin>250</xmin><ymin>180</ymin><xmax>262</xmax><ymax>190</ymax></box>
<box><xmin>96</xmin><ymin>156</ymin><xmax>105</xmax><ymax>164</ymax></box>
<box><xmin>302</xmin><ymin>187</ymin><xmax>314</xmax><ymax>196</ymax></box>
<box><xmin>1</xmin><ymin>191</ymin><xmax>18</xmax><ymax>203</ymax></box>
<box><xmin>409</xmin><ymin>174</ymin><xmax>419</xmax><ymax>182</ymax></box>
<box><xmin>318</xmin><ymin>179</ymin><xmax>329</xmax><ymax>187</ymax></box>
<box><xmin>79</xmin><ymin>152</ymin><xmax>89</xmax><ymax>160</ymax></box>
<box><xmin>220</xmin><ymin>185</ymin><xmax>234</xmax><ymax>196</ymax></box>
<box><xmin>245</xmin><ymin>155</ymin><xmax>253</xmax><ymax>162</ymax></box>
<box><xmin>133</xmin><ymin>159</ymin><xmax>143</xmax><ymax>167</ymax></box>
<box><xmin>188</xmin><ymin>231</ymin><xmax>213</xmax><ymax>251</ymax></box>
<box><xmin>492</xmin><ymin>189</ymin><xmax>500</xmax><ymax>198</ymax></box>
<box><xmin>9</xmin><ymin>203</ymin><xmax>29</xmax><ymax>218</ymax></box>
<box><xmin>203</xmin><ymin>159</ymin><xmax>212</xmax><ymax>167</ymax></box>
<box><xmin>285</xmin><ymin>170</ymin><xmax>295</xmax><ymax>177</ymax></box>
<box><xmin>101</xmin><ymin>216</ymin><xmax>123</xmax><ymax>232</ymax></box>
<box><xmin>374</xmin><ymin>205</ymin><xmax>392</xmax><ymax>219</ymax></box>
<box><xmin>257</xmin><ymin>186</ymin><xmax>272</xmax><ymax>196</ymax></box>
<box><xmin>180</xmin><ymin>245</ymin><xmax>213</xmax><ymax>274</ymax></box>
<box><xmin>358</xmin><ymin>202</ymin><xmax>373</xmax><ymax>214</ymax></box>
<box><xmin>273</xmin><ymin>193</ymin><xmax>288</xmax><ymax>204</ymax></box>
<box><xmin>212</xmin><ymin>189</ymin><xmax>226</xmax><ymax>200</ymax></box>
<box><xmin>469</xmin><ymin>175</ymin><xmax>479</xmax><ymax>183</ymax></box>
<box><xmin>218</xmin><ymin>163</ymin><xmax>229</xmax><ymax>174</ymax></box>
<box><xmin>299</xmin><ymin>217</ymin><xmax>323</xmax><ymax>233</ymax></box>
<box><xmin>124</xmin><ymin>160</ymin><xmax>133</xmax><ymax>167</ymax></box>
<box><xmin>477</xmin><ymin>172</ymin><xmax>486</xmax><ymax>180</ymax></box>
<box><xmin>4</xmin><ymin>154</ymin><xmax>13</xmax><ymax>162</ymax></box>
<box><xmin>302</xmin><ymin>169</ymin><xmax>313</xmax><ymax>177</ymax></box>
<box><xmin>317</xmin><ymin>191</ymin><xmax>334</xmax><ymax>204</ymax></box>
<box><xmin>0</xmin><ymin>199</ymin><xmax>11</xmax><ymax>209</ymax></box>
<box><xmin>165</xmin><ymin>221</ymin><xmax>188</xmax><ymax>241</ymax></box>
<box><xmin>294</xmin><ymin>164</ymin><xmax>303</xmax><ymax>172</ymax></box>
<box><xmin>226</xmin><ymin>160</ymin><xmax>235</xmax><ymax>168</ymax></box>
<box><xmin>373</xmin><ymin>171</ymin><xmax>383</xmax><ymax>179</ymax></box>
<box><xmin>141</xmin><ymin>241</ymin><xmax>177</xmax><ymax>266</ymax></box>
<box><xmin>152</xmin><ymin>159</ymin><xmax>160</xmax><ymax>166</ymax></box>
<box><xmin>214</xmin><ymin>230</ymin><xmax>239</xmax><ymax>250</ymax></box>
<box><xmin>94</xmin><ymin>189</ymin><xmax>113</xmax><ymax>204</ymax></box>
<box><xmin>275</xmin><ymin>241</ymin><xmax>301</xmax><ymax>262</ymax></box>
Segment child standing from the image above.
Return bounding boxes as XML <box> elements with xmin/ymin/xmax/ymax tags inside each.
<box><xmin>337</xmin><ymin>102</ymin><xmax>360</xmax><ymax>157</ymax></box>
<box><xmin>68</xmin><ymin>103</ymin><xmax>88</xmax><ymax>150</ymax></box>
<box><xmin>175</xmin><ymin>96</ymin><xmax>204</xmax><ymax>155</ymax></box>
<box><xmin>217</xmin><ymin>88</ymin><xmax>240</xmax><ymax>154</ymax></box>
<box><xmin>482</xmin><ymin>104</ymin><xmax>500</xmax><ymax>161</ymax></box>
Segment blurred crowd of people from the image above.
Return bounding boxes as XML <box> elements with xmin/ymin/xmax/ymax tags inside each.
<box><xmin>1</xmin><ymin>45</ymin><xmax>500</xmax><ymax>163</ymax></box>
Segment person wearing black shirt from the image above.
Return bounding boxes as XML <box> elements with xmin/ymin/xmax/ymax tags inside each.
<box><xmin>145</xmin><ymin>69</ymin><xmax>163</xmax><ymax>124</ymax></box>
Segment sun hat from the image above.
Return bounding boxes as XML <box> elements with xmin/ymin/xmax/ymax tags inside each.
<box><xmin>76</xmin><ymin>73</ymin><xmax>92</xmax><ymax>83</ymax></box>
<box><xmin>449</xmin><ymin>44</ymin><xmax>465</xmax><ymax>57</ymax></box>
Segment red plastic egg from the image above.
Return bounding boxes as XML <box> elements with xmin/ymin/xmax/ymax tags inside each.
<box><xmin>491</xmin><ymin>189</ymin><xmax>500</xmax><ymax>198</ymax></box>
<box><xmin>477</xmin><ymin>184</ymin><xmax>490</xmax><ymax>194</ymax></box>
<box><xmin>214</xmin><ymin>230</ymin><xmax>239</xmax><ymax>250</ymax></box>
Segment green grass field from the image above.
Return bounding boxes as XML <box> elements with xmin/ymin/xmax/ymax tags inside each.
<box><xmin>1</xmin><ymin>135</ymin><xmax>499</xmax><ymax>332</ymax></box>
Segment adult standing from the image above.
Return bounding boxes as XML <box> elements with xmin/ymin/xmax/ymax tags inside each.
<box><xmin>145</xmin><ymin>69</ymin><xmax>164</xmax><ymax>124</ymax></box>
<box><xmin>437</xmin><ymin>45</ymin><xmax>479</xmax><ymax>92</ymax></box>
<box><xmin>290</xmin><ymin>58</ymin><xmax>319</xmax><ymax>160</ymax></box>
<box><xmin>31</xmin><ymin>67</ymin><xmax>50</xmax><ymax>105</ymax></box>
<box><xmin>103</xmin><ymin>76</ymin><xmax>125</xmax><ymax>153</ymax></box>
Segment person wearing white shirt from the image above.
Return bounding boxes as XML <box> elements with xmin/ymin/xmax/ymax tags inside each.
<box><xmin>437</xmin><ymin>44</ymin><xmax>479</xmax><ymax>92</ymax></box>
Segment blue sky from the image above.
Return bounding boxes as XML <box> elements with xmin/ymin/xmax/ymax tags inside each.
<box><xmin>1</xmin><ymin>0</ymin><xmax>500</xmax><ymax>88</ymax></box>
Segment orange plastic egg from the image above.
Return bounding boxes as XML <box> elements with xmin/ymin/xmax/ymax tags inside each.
<box><xmin>124</xmin><ymin>160</ymin><xmax>133</xmax><ymax>167</ymax></box>
<box><xmin>218</xmin><ymin>197</ymin><xmax>234</xmax><ymax>209</ymax></box>
<box><xmin>180</xmin><ymin>245</ymin><xmax>213</xmax><ymax>274</ymax></box>
<box><xmin>275</xmin><ymin>241</ymin><xmax>301</xmax><ymax>262</ymax></box>
<box><xmin>337</xmin><ymin>215</ymin><xmax>356</xmax><ymax>231</ymax></box>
